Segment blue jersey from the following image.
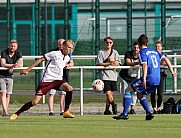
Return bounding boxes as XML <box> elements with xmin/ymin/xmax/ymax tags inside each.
<box><xmin>138</xmin><ymin>48</ymin><xmax>163</xmax><ymax>85</ymax></box>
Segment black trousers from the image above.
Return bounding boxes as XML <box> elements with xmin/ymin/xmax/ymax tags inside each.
<box><xmin>150</xmin><ymin>74</ymin><xmax>165</xmax><ymax>108</ymax></box>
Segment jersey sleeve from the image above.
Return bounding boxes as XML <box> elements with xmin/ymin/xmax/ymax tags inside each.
<box><xmin>43</xmin><ymin>51</ymin><xmax>54</xmax><ymax>61</ymax></box>
<box><xmin>138</xmin><ymin>50</ymin><xmax>147</xmax><ymax>64</ymax></box>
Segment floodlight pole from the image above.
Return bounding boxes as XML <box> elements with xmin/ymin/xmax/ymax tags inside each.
<box><xmin>95</xmin><ymin>0</ymin><xmax>100</xmax><ymax>79</ymax></box>
<box><xmin>161</xmin><ymin>0</ymin><xmax>166</xmax><ymax>49</ymax></box>
<box><xmin>64</xmin><ymin>0</ymin><xmax>69</xmax><ymax>39</ymax></box>
<box><xmin>7</xmin><ymin>0</ymin><xmax>11</xmax><ymax>44</ymax></box>
<box><xmin>127</xmin><ymin>0</ymin><xmax>132</xmax><ymax>51</ymax></box>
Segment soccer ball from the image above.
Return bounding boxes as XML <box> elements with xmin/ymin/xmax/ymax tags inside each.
<box><xmin>92</xmin><ymin>79</ymin><xmax>104</xmax><ymax>92</ymax></box>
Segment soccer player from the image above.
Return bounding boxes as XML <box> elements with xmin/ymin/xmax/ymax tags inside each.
<box><xmin>113</xmin><ymin>34</ymin><xmax>176</xmax><ymax>120</ymax></box>
<box><xmin>10</xmin><ymin>40</ymin><xmax>74</xmax><ymax>120</ymax></box>
<box><xmin>48</xmin><ymin>38</ymin><xmax>74</xmax><ymax>116</ymax></box>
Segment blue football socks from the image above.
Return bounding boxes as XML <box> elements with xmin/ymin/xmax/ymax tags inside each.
<box><xmin>140</xmin><ymin>96</ymin><xmax>151</xmax><ymax>114</ymax></box>
<box><xmin>122</xmin><ymin>90</ymin><xmax>132</xmax><ymax>115</ymax></box>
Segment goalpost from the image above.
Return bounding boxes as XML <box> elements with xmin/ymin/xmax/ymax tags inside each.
<box><xmin>73</xmin><ymin>15</ymin><xmax>181</xmax><ymax>93</ymax></box>
<box><xmin>159</xmin><ymin>14</ymin><xmax>181</xmax><ymax>41</ymax></box>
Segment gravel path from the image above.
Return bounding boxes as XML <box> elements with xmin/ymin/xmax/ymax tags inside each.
<box><xmin>2</xmin><ymin>91</ymin><xmax>179</xmax><ymax>116</ymax></box>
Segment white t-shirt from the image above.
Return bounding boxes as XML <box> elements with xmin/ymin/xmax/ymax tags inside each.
<box><xmin>42</xmin><ymin>50</ymin><xmax>70</xmax><ymax>82</ymax></box>
<box><xmin>96</xmin><ymin>49</ymin><xmax>120</xmax><ymax>81</ymax></box>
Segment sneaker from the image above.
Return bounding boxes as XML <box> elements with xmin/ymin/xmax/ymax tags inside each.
<box><xmin>10</xmin><ymin>114</ymin><xmax>18</xmax><ymax>120</ymax></box>
<box><xmin>104</xmin><ymin>110</ymin><xmax>112</xmax><ymax>115</ymax></box>
<box><xmin>112</xmin><ymin>103</ymin><xmax>117</xmax><ymax>115</ymax></box>
<box><xmin>112</xmin><ymin>113</ymin><xmax>129</xmax><ymax>120</ymax></box>
<box><xmin>129</xmin><ymin>109</ymin><xmax>136</xmax><ymax>115</ymax></box>
<box><xmin>153</xmin><ymin>109</ymin><xmax>157</xmax><ymax>114</ymax></box>
<box><xmin>63</xmin><ymin>111</ymin><xmax>74</xmax><ymax>118</ymax></box>
<box><xmin>49</xmin><ymin>112</ymin><xmax>55</xmax><ymax>116</ymax></box>
<box><xmin>60</xmin><ymin>112</ymin><xmax>64</xmax><ymax>116</ymax></box>
<box><xmin>145</xmin><ymin>113</ymin><xmax>154</xmax><ymax>121</ymax></box>
<box><xmin>157</xmin><ymin>109</ymin><xmax>161</xmax><ymax>114</ymax></box>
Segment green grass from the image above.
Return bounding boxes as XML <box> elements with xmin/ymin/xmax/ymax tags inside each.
<box><xmin>0</xmin><ymin>115</ymin><xmax>181</xmax><ymax>138</ymax></box>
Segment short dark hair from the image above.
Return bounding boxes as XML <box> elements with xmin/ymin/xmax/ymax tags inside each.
<box><xmin>137</xmin><ymin>34</ymin><xmax>148</xmax><ymax>46</ymax></box>
<box><xmin>133</xmin><ymin>41</ymin><xmax>139</xmax><ymax>46</ymax></box>
<box><xmin>104</xmin><ymin>37</ymin><xmax>113</xmax><ymax>42</ymax></box>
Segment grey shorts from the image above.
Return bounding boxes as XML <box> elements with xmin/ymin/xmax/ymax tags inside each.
<box><xmin>0</xmin><ymin>77</ymin><xmax>13</xmax><ymax>94</ymax></box>
<box><xmin>48</xmin><ymin>89</ymin><xmax>66</xmax><ymax>95</ymax></box>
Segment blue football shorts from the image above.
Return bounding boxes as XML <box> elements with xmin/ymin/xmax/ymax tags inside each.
<box><xmin>130</xmin><ymin>78</ymin><xmax>158</xmax><ymax>95</ymax></box>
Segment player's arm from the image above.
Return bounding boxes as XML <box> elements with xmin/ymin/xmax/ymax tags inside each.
<box><xmin>162</xmin><ymin>56</ymin><xmax>176</xmax><ymax>77</ymax></box>
<box><xmin>142</xmin><ymin>63</ymin><xmax>147</xmax><ymax>89</ymax></box>
<box><xmin>20</xmin><ymin>57</ymin><xmax>45</xmax><ymax>75</ymax></box>
<box><xmin>64</xmin><ymin>60</ymin><xmax>74</xmax><ymax>69</ymax></box>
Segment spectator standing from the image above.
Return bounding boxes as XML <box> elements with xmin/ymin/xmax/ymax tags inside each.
<box><xmin>150</xmin><ymin>40</ymin><xmax>167</xmax><ymax>114</ymax></box>
<box><xmin>0</xmin><ymin>40</ymin><xmax>23</xmax><ymax>116</ymax></box>
<box><xmin>119</xmin><ymin>42</ymin><xmax>140</xmax><ymax>114</ymax></box>
<box><xmin>96</xmin><ymin>37</ymin><xmax>121</xmax><ymax>115</ymax></box>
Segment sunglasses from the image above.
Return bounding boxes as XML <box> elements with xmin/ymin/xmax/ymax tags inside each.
<box><xmin>105</xmin><ymin>41</ymin><xmax>113</xmax><ymax>44</ymax></box>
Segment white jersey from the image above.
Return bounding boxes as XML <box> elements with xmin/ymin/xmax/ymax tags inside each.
<box><xmin>42</xmin><ymin>50</ymin><xmax>70</xmax><ymax>82</ymax></box>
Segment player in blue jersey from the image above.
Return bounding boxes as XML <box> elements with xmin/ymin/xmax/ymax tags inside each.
<box><xmin>113</xmin><ymin>34</ymin><xmax>176</xmax><ymax>120</ymax></box>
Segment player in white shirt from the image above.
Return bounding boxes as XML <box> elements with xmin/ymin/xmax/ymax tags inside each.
<box><xmin>10</xmin><ymin>40</ymin><xmax>75</xmax><ymax>120</ymax></box>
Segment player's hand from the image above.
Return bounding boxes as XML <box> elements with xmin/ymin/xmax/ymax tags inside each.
<box><xmin>171</xmin><ymin>71</ymin><xmax>177</xmax><ymax>77</ymax></box>
<box><xmin>64</xmin><ymin>64</ymin><xmax>70</xmax><ymax>69</ymax></box>
<box><xmin>20</xmin><ymin>69</ymin><xmax>29</xmax><ymax>75</ymax></box>
<box><xmin>142</xmin><ymin>79</ymin><xmax>146</xmax><ymax>89</ymax></box>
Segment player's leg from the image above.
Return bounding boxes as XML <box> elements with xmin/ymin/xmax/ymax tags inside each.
<box><xmin>113</xmin><ymin>85</ymin><xmax>133</xmax><ymax>120</ymax></box>
<box><xmin>138</xmin><ymin>92</ymin><xmax>154</xmax><ymax>120</ymax></box>
<box><xmin>10</xmin><ymin>95</ymin><xmax>42</xmax><ymax>120</ymax></box>
<box><xmin>48</xmin><ymin>89</ymin><xmax>56</xmax><ymax>116</ymax></box>
<box><xmin>137</xmin><ymin>92</ymin><xmax>151</xmax><ymax>114</ymax></box>
<box><xmin>59</xmin><ymin>82</ymin><xmax>74</xmax><ymax>118</ymax></box>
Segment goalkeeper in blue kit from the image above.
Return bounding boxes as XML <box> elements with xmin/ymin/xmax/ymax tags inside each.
<box><xmin>113</xmin><ymin>34</ymin><xmax>176</xmax><ymax>120</ymax></box>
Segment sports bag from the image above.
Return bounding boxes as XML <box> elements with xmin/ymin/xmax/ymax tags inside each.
<box><xmin>175</xmin><ymin>99</ymin><xmax>181</xmax><ymax>114</ymax></box>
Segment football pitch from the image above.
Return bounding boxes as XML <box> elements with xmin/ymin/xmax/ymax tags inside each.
<box><xmin>0</xmin><ymin>114</ymin><xmax>181</xmax><ymax>138</ymax></box>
